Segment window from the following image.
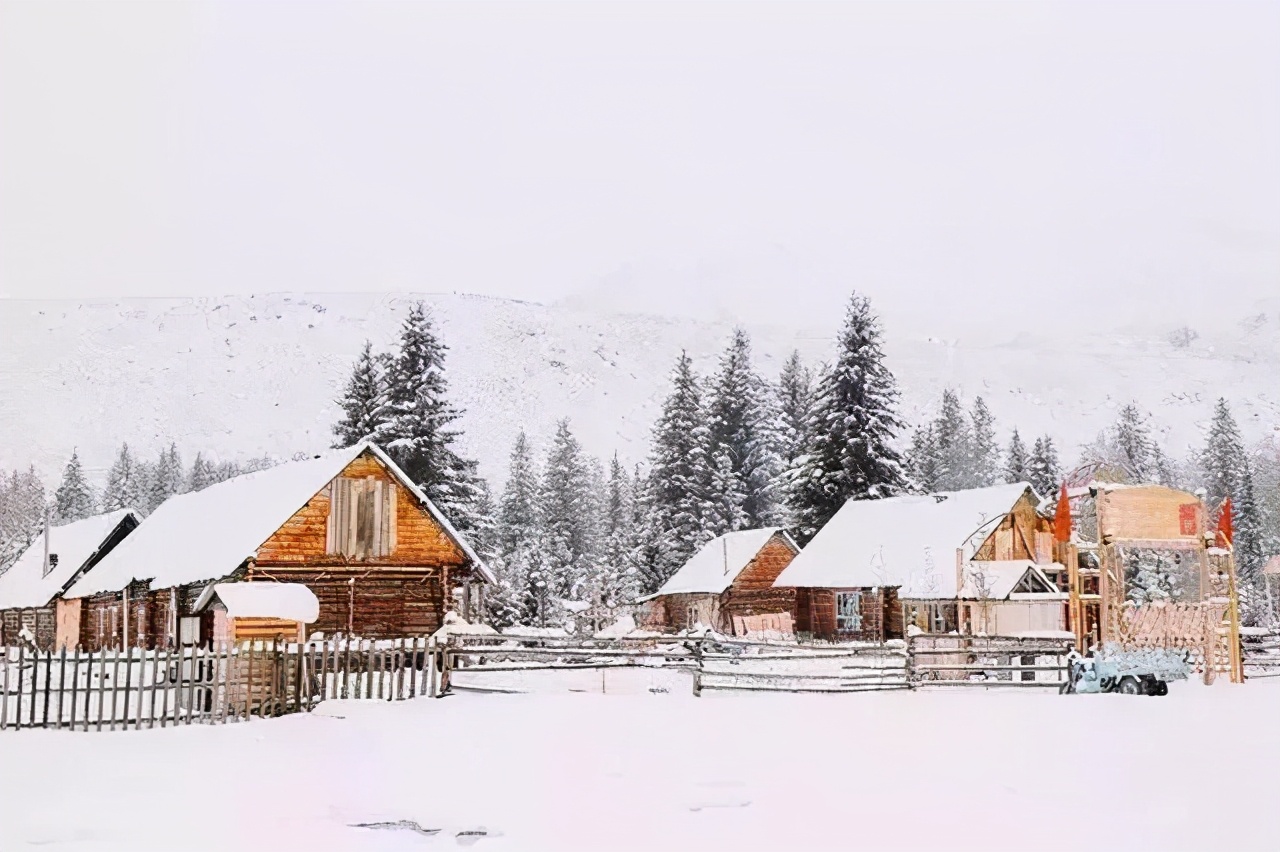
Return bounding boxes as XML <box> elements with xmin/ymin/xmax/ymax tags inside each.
<box><xmin>687</xmin><ymin>604</ymin><xmax>700</xmax><ymax>627</ymax></box>
<box><xmin>836</xmin><ymin>591</ymin><xmax>863</xmax><ymax>633</ymax></box>
<box><xmin>327</xmin><ymin>476</ymin><xmax>398</xmax><ymax>558</ymax></box>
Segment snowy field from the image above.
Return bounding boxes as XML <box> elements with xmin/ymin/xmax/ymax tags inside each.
<box><xmin>1</xmin><ymin>681</ymin><xmax>1276</xmax><ymax>852</ymax></box>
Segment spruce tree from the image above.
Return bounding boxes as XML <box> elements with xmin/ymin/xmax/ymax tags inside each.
<box><xmin>776</xmin><ymin>351</ymin><xmax>815</xmax><ymax>520</ymax></box>
<box><xmin>332</xmin><ymin>341</ymin><xmax>386</xmax><ymax>448</ymax></box>
<box><xmin>703</xmin><ymin>451</ymin><xmax>749</xmax><ymax>537</ymax></box>
<box><xmin>1005</xmin><ymin>428</ymin><xmax>1030</xmax><ymax>484</ymax></box>
<box><xmin>146</xmin><ymin>444</ymin><xmax>185</xmax><ymax>514</ymax></box>
<box><xmin>0</xmin><ymin>467</ymin><xmax>47</xmax><ymax>569</ymax></box>
<box><xmin>791</xmin><ymin>293</ymin><xmax>907</xmax><ymax>541</ymax></box>
<box><xmin>1115</xmin><ymin>403</ymin><xmax>1154</xmax><ymax>481</ymax></box>
<box><xmin>1202</xmin><ymin>398</ymin><xmax>1266</xmax><ymax>585</ymax></box>
<box><xmin>375</xmin><ymin>302</ymin><xmax>486</xmax><ymax>535</ymax></box>
<box><xmin>597</xmin><ymin>454</ymin><xmax>637</xmax><ymax>610</ymax></box>
<box><xmin>537</xmin><ymin>419</ymin><xmax>600</xmax><ymax>604</ymax></box>
<box><xmin>496</xmin><ymin>432</ymin><xmax>542</xmax><ymax>624</ymax></box>
<box><xmin>644</xmin><ymin>351</ymin><xmax>714</xmax><ymax>587</ymax></box>
<box><xmin>187</xmin><ymin>453</ymin><xmax>219</xmax><ymax>493</ymax></box>
<box><xmin>908</xmin><ymin>423</ymin><xmax>941</xmax><ymax>492</ymax></box>
<box><xmin>1028</xmin><ymin>435</ymin><xmax>1061</xmax><ymax>497</ymax></box>
<box><xmin>970</xmin><ymin>396</ymin><xmax>1000</xmax><ymax>487</ymax></box>
<box><xmin>102</xmin><ymin>444</ymin><xmax>141</xmax><ymax>512</ymax></box>
<box><xmin>705</xmin><ymin>328</ymin><xmax>780</xmax><ymax>527</ymax></box>
<box><xmin>932</xmin><ymin>389</ymin><xmax>974</xmax><ymax>490</ymax></box>
<box><xmin>55</xmin><ymin>450</ymin><xmax>96</xmax><ymax>522</ymax></box>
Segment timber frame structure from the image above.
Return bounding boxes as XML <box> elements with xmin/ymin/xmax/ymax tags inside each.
<box><xmin>1060</xmin><ymin>484</ymin><xmax>1243</xmax><ymax>683</ymax></box>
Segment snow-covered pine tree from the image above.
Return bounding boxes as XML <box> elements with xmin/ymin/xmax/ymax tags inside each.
<box><xmin>54</xmin><ymin>450</ymin><xmax>96</xmax><ymax>522</ymax></box>
<box><xmin>374</xmin><ymin>302</ymin><xmax>486</xmax><ymax>536</ymax></box>
<box><xmin>970</xmin><ymin>396</ymin><xmax>1000</xmax><ymax>487</ymax></box>
<box><xmin>146</xmin><ymin>444</ymin><xmax>185</xmax><ymax>514</ymax></box>
<box><xmin>790</xmin><ymin>293</ymin><xmax>907</xmax><ymax>541</ymax></box>
<box><xmin>537</xmin><ymin>419</ymin><xmax>600</xmax><ymax>607</ymax></box>
<box><xmin>907</xmin><ymin>423</ymin><xmax>941</xmax><ymax>492</ymax></box>
<box><xmin>332</xmin><ymin>341</ymin><xmax>386</xmax><ymax>448</ymax></box>
<box><xmin>1028</xmin><ymin>435</ymin><xmax>1061</xmax><ymax>497</ymax></box>
<box><xmin>644</xmin><ymin>351</ymin><xmax>714</xmax><ymax>587</ymax></box>
<box><xmin>102</xmin><ymin>443</ymin><xmax>142</xmax><ymax>512</ymax></box>
<box><xmin>932</xmin><ymin>389</ymin><xmax>975</xmax><ymax>490</ymax></box>
<box><xmin>703</xmin><ymin>451</ymin><xmax>749</xmax><ymax>537</ymax></box>
<box><xmin>705</xmin><ymin>328</ymin><xmax>781</xmax><ymax>528</ymax></box>
<box><xmin>1114</xmin><ymin>403</ymin><xmax>1154</xmax><ymax>481</ymax></box>
<box><xmin>0</xmin><ymin>467</ymin><xmax>46</xmax><ymax>570</ymax></box>
<box><xmin>775</xmin><ymin>350</ymin><xmax>814</xmax><ymax>521</ymax></box>
<box><xmin>596</xmin><ymin>454</ymin><xmax>638</xmax><ymax>611</ymax></box>
<box><xmin>187</xmin><ymin>452</ymin><xmax>220</xmax><ymax>493</ymax></box>
<box><xmin>1005</xmin><ymin>428</ymin><xmax>1030</xmax><ymax>484</ymax></box>
<box><xmin>1201</xmin><ymin>399</ymin><xmax>1267</xmax><ymax>587</ymax></box>
<box><xmin>495</xmin><ymin>432</ymin><xmax>542</xmax><ymax>624</ymax></box>
<box><xmin>629</xmin><ymin>466</ymin><xmax>669</xmax><ymax>596</ymax></box>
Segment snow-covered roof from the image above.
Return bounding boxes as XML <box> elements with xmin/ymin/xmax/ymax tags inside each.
<box><xmin>65</xmin><ymin>442</ymin><xmax>491</xmax><ymax>599</ymax></box>
<box><xmin>643</xmin><ymin>528</ymin><xmax>796</xmax><ymax>600</ymax></box>
<box><xmin>959</xmin><ymin>561</ymin><xmax>1066</xmax><ymax>600</ymax></box>
<box><xmin>194</xmin><ymin>582</ymin><xmax>320</xmax><ymax>623</ymax></box>
<box><xmin>0</xmin><ymin>509</ymin><xmax>139</xmax><ymax>609</ymax></box>
<box><xmin>774</xmin><ymin>483</ymin><xmax>1037</xmax><ymax>598</ymax></box>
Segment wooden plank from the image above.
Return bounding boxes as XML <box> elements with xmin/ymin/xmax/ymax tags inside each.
<box><xmin>147</xmin><ymin>648</ymin><xmax>160</xmax><ymax>729</ymax></box>
<box><xmin>95</xmin><ymin>647</ymin><xmax>106</xmax><ymax>732</ymax></box>
<box><xmin>68</xmin><ymin>647</ymin><xmax>80</xmax><ymax>730</ymax></box>
<box><xmin>122</xmin><ymin>646</ymin><xmax>135</xmax><ymax>729</ymax></box>
<box><xmin>1</xmin><ymin>646</ymin><xmax>11</xmax><ymax>730</ymax></box>
<box><xmin>408</xmin><ymin>636</ymin><xmax>420</xmax><ymax>698</ymax></box>
<box><xmin>107</xmin><ymin>648</ymin><xmax>121</xmax><ymax>731</ymax></box>
<box><xmin>54</xmin><ymin>647</ymin><xmax>67</xmax><ymax>729</ymax></box>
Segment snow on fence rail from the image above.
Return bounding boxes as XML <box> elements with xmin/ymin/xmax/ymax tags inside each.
<box><xmin>0</xmin><ymin>637</ymin><xmax>440</xmax><ymax>732</ymax></box>
<box><xmin>908</xmin><ymin>635</ymin><xmax>1074</xmax><ymax>688</ymax></box>
<box><xmin>441</xmin><ymin>633</ymin><xmax>910</xmax><ymax>695</ymax></box>
<box><xmin>1241</xmin><ymin>630</ymin><xmax>1280</xmax><ymax>679</ymax></box>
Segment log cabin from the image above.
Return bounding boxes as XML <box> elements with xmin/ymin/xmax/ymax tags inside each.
<box><xmin>0</xmin><ymin>509</ymin><xmax>139</xmax><ymax>650</ymax></box>
<box><xmin>61</xmin><ymin>442</ymin><xmax>492</xmax><ymax>650</ymax></box>
<box><xmin>773</xmin><ymin>482</ymin><xmax>1067</xmax><ymax>640</ymax></box>
<box><xmin>636</xmin><ymin>528</ymin><xmax>800</xmax><ymax>635</ymax></box>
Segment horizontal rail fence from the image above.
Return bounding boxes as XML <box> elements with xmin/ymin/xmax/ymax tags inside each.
<box><xmin>0</xmin><ymin>637</ymin><xmax>440</xmax><ymax>732</ymax></box>
<box><xmin>909</xmin><ymin>635</ymin><xmax>1074</xmax><ymax>688</ymax></box>
<box><xmin>441</xmin><ymin>633</ymin><xmax>910</xmax><ymax>695</ymax></box>
<box><xmin>1242</xmin><ymin>630</ymin><xmax>1280</xmax><ymax>679</ymax></box>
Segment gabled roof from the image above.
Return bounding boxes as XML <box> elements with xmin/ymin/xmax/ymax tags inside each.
<box><xmin>959</xmin><ymin>561</ymin><xmax>1067</xmax><ymax>600</ymax></box>
<box><xmin>65</xmin><ymin>442</ymin><xmax>491</xmax><ymax>599</ymax></box>
<box><xmin>773</xmin><ymin>483</ymin><xmax>1038</xmax><ymax>598</ymax></box>
<box><xmin>641</xmin><ymin>528</ymin><xmax>797</xmax><ymax>600</ymax></box>
<box><xmin>0</xmin><ymin>509</ymin><xmax>139</xmax><ymax>609</ymax></box>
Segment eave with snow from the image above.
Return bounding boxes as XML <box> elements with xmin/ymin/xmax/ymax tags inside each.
<box><xmin>61</xmin><ymin>442</ymin><xmax>491</xmax><ymax>650</ymax></box>
<box><xmin>0</xmin><ymin>509</ymin><xmax>140</xmax><ymax>649</ymax></box>
<box><xmin>637</xmin><ymin>528</ymin><xmax>801</xmax><ymax>637</ymax></box>
<box><xmin>774</xmin><ymin>483</ymin><xmax>1069</xmax><ymax>638</ymax></box>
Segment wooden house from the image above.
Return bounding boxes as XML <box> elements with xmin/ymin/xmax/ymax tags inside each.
<box><xmin>61</xmin><ymin>442</ymin><xmax>491</xmax><ymax>650</ymax></box>
<box><xmin>193</xmin><ymin>582</ymin><xmax>320</xmax><ymax>644</ymax></box>
<box><xmin>774</xmin><ymin>482</ymin><xmax>1067</xmax><ymax>640</ymax></box>
<box><xmin>637</xmin><ymin>528</ymin><xmax>800</xmax><ymax>635</ymax></box>
<box><xmin>0</xmin><ymin>509</ymin><xmax>139</xmax><ymax>650</ymax></box>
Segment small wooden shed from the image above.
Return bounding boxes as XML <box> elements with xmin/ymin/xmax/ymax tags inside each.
<box><xmin>194</xmin><ymin>582</ymin><xmax>320</xmax><ymax>644</ymax></box>
<box><xmin>637</xmin><ymin>528</ymin><xmax>800</xmax><ymax>635</ymax></box>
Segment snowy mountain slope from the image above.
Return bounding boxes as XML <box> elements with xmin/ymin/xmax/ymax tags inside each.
<box><xmin>2</xmin><ymin>292</ymin><xmax>1277</xmax><ymax>488</ymax></box>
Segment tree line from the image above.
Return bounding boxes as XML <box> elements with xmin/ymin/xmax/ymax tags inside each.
<box><xmin>3</xmin><ymin>294</ymin><xmax>1277</xmax><ymax>628</ymax></box>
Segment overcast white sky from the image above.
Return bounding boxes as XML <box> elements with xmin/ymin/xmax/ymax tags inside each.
<box><xmin>2</xmin><ymin>1</ymin><xmax>1276</xmax><ymax>334</ymax></box>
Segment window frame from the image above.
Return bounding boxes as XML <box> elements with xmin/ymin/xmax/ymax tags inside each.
<box><xmin>835</xmin><ymin>590</ymin><xmax>863</xmax><ymax>634</ymax></box>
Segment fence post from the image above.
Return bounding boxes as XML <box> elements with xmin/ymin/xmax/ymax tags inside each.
<box><xmin>1</xmin><ymin>646</ymin><xmax>10</xmax><ymax>731</ymax></box>
<box><xmin>692</xmin><ymin>638</ymin><xmax>703</xmax><ymax>697</ymax></box>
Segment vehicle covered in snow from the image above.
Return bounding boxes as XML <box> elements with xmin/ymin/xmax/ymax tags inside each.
<box><xmin>1060</xmin><ymin>644</ymin><xmax>1190</xmax><ymax>696</ymax></box>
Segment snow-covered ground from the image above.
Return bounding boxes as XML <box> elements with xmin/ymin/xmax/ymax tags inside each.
<box><xmin>1</xmin><ymin>681</ymin><xmax>1276</xmax><ymax>851</ymax></box>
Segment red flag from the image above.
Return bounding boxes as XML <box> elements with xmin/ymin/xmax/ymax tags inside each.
<box><xmin>1053</xmin><ymin>483</ymin><xmax>1072</xmax><ymax>543</ymax></box>
<box><xmin>1216</xmin><ymin>497</ymin><xmax>1233</xmax><ymax>547</ymax></box>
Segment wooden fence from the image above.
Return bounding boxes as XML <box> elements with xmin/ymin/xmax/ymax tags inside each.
<box><xmin>441</xmin><ymin>632</ymin><xmax>911</xmax><ymax>695</ymax></box>
<box><xmin>1242</xmin><ymin>629</ymin><xmax>1280</xmax><ymax>679</ymax></box>
<box><xmin>0</xmin><ymin>637</ymin><xmax>439</xmax><ymax>732</ymax></box>
<box><xmin>908</xmin><ymin>635</ymin><xmax>1075</xmax><ymax>688</ymax></box>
